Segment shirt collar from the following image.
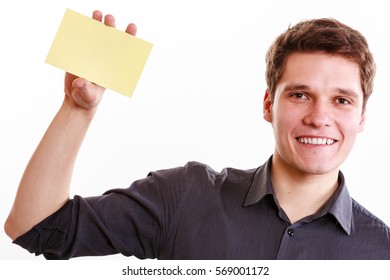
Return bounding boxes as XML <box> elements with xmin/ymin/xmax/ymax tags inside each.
<box><xmin>243</xmin><ymin>155</ymin><xmax>353</xmax><ymax>235</ymax></box>
<box><xmin>327</xmin><ymin>172</ymin><xmax>352</xmax><ymax>235</ymax></box>
<box><xmin>243</xmin><ymin>155</ymin><xmax>274</xmax><ymax>206</ymax></box>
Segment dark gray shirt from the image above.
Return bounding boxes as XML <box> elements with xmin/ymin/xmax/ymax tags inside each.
<box><xmin>14</xmin><ymin>156</ymin><xmax>390</xmax><ymax>259</ymax></box>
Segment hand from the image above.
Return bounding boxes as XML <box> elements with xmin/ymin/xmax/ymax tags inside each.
<box><xmin>64</xmin><ymin>10</ymin><xmax>137</xmax><ymax>110</ymax></box>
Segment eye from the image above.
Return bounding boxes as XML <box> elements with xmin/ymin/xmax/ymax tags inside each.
<box><xmin>335</xmin><ymin>98</ymin><xmax>351</xmax><ymax>105</ymax></box>
<box><xmin>290</xmin><ymin>92</ymin><xmax>308</xmax><ymax>100</ymax></box>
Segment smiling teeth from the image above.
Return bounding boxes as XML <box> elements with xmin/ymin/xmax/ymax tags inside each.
<box><xmin>298</xmin><ymin>138</ymin><xmax>335</xmax><ymax>145</ymax></box>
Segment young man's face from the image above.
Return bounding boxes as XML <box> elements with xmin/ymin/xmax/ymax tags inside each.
<box><xmin>263</xmin><ymin>52</ymin><xmax>366</xmax><ymax>176</ymax></box>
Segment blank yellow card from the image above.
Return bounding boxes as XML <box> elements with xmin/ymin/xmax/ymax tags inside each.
<box><xmin>46</xmin><ymin>9</ymin><xmax>153</xmax><ymax>97</ymax></box>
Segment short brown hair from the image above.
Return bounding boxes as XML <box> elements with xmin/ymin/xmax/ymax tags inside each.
<box><xmin>265</xmin><ymin>18</ymin><xmax>375</xmax><ymax>110</ymax></box>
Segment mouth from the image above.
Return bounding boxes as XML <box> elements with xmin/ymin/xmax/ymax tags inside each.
<box><xmin>296</xmin><ymin>137</ymin><xmax>337</xmax><ymax>145</ymax></box>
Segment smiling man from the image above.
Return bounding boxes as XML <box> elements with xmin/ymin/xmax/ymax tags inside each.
<box><xmin>264</xmin><ymin>52</ymin><xmax>367</xmax><ymax>224</ymax></box>
<box><xmin>5</xmin><ymin>13</ymin><xmax>390</xmax><ymax>259</ymax></box>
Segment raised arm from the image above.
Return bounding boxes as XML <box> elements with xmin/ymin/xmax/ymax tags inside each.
<box><xmin>4</xmin><ymin>11</ymin><xmax>137</xmax><ymax>240</ymax></box>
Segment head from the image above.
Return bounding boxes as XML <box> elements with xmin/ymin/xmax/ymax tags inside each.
<box><xmin>263</xmin><ymin>19</ymin><xmax>375</xmax><ymax>176</ymax></box>
<box><xmin>265</xmin><ymin>18</ymin><xmax>375</xmax><ymax>111</ymax></box>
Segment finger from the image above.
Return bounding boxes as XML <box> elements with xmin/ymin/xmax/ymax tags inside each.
<box><xmin>92</xmin><ymin>10</ymin><xmax>103</xmax><ymax>22</ymax></box>
<box><xmin>125</xmin><ymin>23</ymin><xmax>137</xmax><ymax>36</ymax></box>
<box><xmin>104</xmin><ymin>14</ymin><xmax>116</xmax><ymax>27</ymax></box>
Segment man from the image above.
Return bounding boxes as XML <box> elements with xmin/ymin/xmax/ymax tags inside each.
<box><xmin>4</xmin><ymin>11</ymin><xmax>390</xmax><ymax>259</ymax></box>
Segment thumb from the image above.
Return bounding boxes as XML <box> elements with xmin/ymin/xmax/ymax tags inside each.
<box><xmin>70</xmin><ymin>78</ymin><xmax>105</xmax><ymax>109</ymax></box>
<box><xmin>72</xmin><ymin>77</ymin><xmax>87</xmax><ymax>90</ymax></box>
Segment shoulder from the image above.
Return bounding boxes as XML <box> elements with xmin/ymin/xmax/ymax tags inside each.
<box><xmin>112</xmin><ymin>161</ymin><xmax>259</xmax><ymax>205</ymax></box>
<box><xmin>351</xmin><ymin>198</ymin><xmax>390</xmax><ymax>236</ymax></box>
<box><xmin>182</xmin><ymin>161</ymin><xmax>258</xmax><ymax>184</ymax></box>
<box><xmin>141</xmin><ymin>161</ymin><xmax>258</xmax><ymax>195</ymax></box>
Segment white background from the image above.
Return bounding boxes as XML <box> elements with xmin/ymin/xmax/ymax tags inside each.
<box><xmin>1</xmin><ymin>0</ymin><xmax>389</xmax><ymax>261</ymax></box>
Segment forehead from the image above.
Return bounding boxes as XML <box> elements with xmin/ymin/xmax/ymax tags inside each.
<box><xmin>278</xmin><ymin>52</ymin><xmax>362</xmax><ymax>95</ymax></box>
<box><xmin>275</xmin><ymin>52</ymin><xmax>363</xmax><ymax>99</ymax></box>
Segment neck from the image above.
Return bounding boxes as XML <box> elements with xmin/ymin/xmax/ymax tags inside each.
<box><xmin>271</xmin><ymin>153</ymin><xmax>339</xmax><ymax>224</ymax></box>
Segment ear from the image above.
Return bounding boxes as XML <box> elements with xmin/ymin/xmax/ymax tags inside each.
<box><xmin>263</xmin><ymin>89</ymin><xmax>273</xmax><ymax>123</ymax></box>
<box><xmin>358</xmin><ymin>110</ymin><xmax>366</xmax><ymax>133</ymax></box>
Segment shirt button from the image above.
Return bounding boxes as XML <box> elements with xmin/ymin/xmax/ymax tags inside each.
<box><xmin>287</xmin><ymin>228</ymin><xmax>295</xmax><ymax>236</ymax></box>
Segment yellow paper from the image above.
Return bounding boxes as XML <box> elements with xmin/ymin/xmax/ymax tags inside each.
<box><xmin>45</xmin><ymin>8</ymin><xmax>153</xmax><ymax>97</ymax></box>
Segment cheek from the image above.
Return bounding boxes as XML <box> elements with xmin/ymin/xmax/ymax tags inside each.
<box><xmin>273</xmin><ymin>109</ymin><xmax>296</xmax><ymax>138</ymax></box>
<box><xmin>339</xmin><ymin>116</ymin><xmax>364</xmax><ymax>144</ymax></box>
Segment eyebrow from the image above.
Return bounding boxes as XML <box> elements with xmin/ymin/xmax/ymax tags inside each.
<box><xmin>284</xmin><ymin>83</ymin><xmax>310</xmax><ymax>92</ymax></box>
<box><xmin>334</xmin><ymin>87</ymin><xmax>360</xmax><ymax>98</ymax></box>
<box><xmin>283</xmin><ymin>83</ymin><xmax>360</xmax><ymax>98</ymax></box>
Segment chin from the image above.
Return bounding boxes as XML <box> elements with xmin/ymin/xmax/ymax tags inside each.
<box><xmin>294</xmin><ymin>158</ymin><xmax>339</xmax><ymax>175</ymax></box>
<box><xmin>303</xmin><ymin>168</ymin><xmax>334</xmax><ymax>176</ymax></box>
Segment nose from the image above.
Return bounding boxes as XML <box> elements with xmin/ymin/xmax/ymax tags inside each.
<box><xmin>303</xmin><ymin>100</ymin><xmax>332</xmax><ymax>128</ymax></box>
